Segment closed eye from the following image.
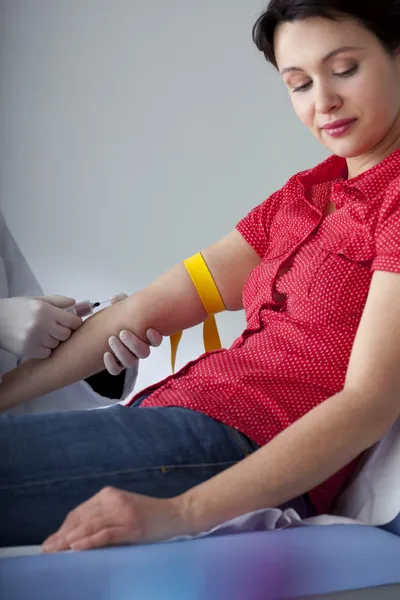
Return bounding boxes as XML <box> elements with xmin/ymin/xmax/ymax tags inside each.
<box><xmin>334</xmin><ymin>64</ymin><xmax>358</xmax><ymax>78</ymax></box>
<box><xmin>292</xmin><ymin>81</ymin><xmax>312</xmax><ymax>93</ymax></box>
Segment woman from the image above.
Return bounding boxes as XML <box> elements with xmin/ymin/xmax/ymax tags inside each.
<box><xmin>1</xmin><ymin>0</ymin><xmax>400</xmax><ymax>551</ymax></box>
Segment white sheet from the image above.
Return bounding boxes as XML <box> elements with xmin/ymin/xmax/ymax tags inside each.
<box><xmin>334</xmin><ymin>418</ymin><xmax>400</xmax><ymax>526</ymax></box>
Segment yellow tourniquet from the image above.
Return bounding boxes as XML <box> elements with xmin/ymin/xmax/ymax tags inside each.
<box><xmin>170</xmin><ymin>252</ymin><xmax>225</xmax><ymax>373</ymax></box>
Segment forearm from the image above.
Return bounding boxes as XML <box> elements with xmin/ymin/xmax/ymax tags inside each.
<box><xmin>0</xmin><ymin>264</ymin><xmax>207</xmax><ymax>410</ymax></box>
<box><xmin>179</xmin><ymin>390</ymin><xmax>389</xmax><ymax>534</ymax></box>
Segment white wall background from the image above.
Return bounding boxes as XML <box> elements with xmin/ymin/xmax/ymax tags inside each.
<box><xmin>0</xmin><ymin>0</ymin><xmax>328</xmax><ymax>390</ymax></box>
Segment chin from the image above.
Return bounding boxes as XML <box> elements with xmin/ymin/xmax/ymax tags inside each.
<box><xmin>319</xmin><ymin>136</ymin><xmax>378</xmax><ymax>159</ymax></box>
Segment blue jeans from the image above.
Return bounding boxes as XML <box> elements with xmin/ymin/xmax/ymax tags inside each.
<box><xmin>0</xmin><ymin>397</ymin><xmax>315</xmax><ymax>546</ymax></box>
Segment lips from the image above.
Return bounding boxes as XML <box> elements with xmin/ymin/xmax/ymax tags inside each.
<box><xmin>322</xmin><ymin>118</ymin><xmax>357</xmax><ymax>130</ymax></box>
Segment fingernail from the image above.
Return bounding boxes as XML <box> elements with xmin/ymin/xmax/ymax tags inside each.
<box><xmin>109</xmin><ymin>336</ymin><xmax>117</xmax><ymax>346</ymax></box>
<box><xmin>147</xmin><ymin>329</ymin><xmax>161</xmax><ymax>346</ymax></box>
<box><xmin>42</xmin><ymin>542</ymin><xmax>56</xmax><ymax>553</ymax></box>
<box><xmin>146</xmin><ymin>329</ymin><xmax>155</xmax><ymax>345</ymax></box>
<box><xmin>119</xmin><ymin>331</ymin><xmax>129</xmax><ymax>341</ymax></box>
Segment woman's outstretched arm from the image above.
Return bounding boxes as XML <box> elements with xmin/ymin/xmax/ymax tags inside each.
<box><xmin>0</xmin><ymin>230</ymin><xmax>260</xmax><ymax>411</ymax></box>
<box><xmin>43</xmin><ymin>270</ymin><xmax>400</xmax><ymax>553</ymax></box>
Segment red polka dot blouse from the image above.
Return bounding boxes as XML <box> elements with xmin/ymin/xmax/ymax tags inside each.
<box><xmin>129</xmin><ymin>149</ymin><xmax>400</xmax><ymax>514</ymax></box>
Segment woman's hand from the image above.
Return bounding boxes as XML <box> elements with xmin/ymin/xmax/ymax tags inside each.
<box><xmin>41</xmin><ymin>487</ymin><xmax>188</xmax><ymax>553</ymax></box>
<box><xmin>104</xmin><ymin>294</ymin><xmax>163</xmax><ymax>375</ymax></box>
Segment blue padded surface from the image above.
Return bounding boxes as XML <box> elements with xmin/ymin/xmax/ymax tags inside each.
<box><xmin>1</xmin><ymin>525</ymin><xmax>400</xmax><ymax>600</ymax></box>
<box><xmin>381</xmin><ymin>513</ymin><xmax>400</xmax><ymax>536</ymax></box>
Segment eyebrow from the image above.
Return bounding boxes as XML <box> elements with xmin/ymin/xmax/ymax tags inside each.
<box><xmin>280</xmin><ymin>46</ymin><xmax>363</xmax><ymax>75</ymax></box>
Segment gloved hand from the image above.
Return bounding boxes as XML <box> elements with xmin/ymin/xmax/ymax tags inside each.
<box><xmin>104</xmin><ymin>293</ymin><xmax>163</xmax><ymax>375</ymax></box>
<box><xmin>0</xmin><ymin>295</ymin><xmax>82</xmax><ymax>359</ymax></box>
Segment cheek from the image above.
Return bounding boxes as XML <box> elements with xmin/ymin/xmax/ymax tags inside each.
<box><xmin>370</xmin><ymin>83</ymin><xmax>399</xmax><ymax>122</ymax></box>
<box><xmin>291</xmin><ymin>96</ymin><xmax>314</xmax><ymax>129</ymax></box>
<box><xmin>352</xmin><ymin>70</ymin><xmax>399</xmax><ymax>122</ymax></box>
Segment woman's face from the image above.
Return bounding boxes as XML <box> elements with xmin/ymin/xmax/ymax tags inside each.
<box><xmin>274</xmin><ymin>16</ymin><xmax>400</xmax><ymax>160</ymax></box>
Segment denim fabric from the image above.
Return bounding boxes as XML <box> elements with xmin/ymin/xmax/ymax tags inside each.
<box><xmin>0</xmin><ymin>399</ymin><xmax>314</xmax><ymax>546</ymax></box>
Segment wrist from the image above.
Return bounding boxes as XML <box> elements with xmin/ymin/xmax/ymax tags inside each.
<box><xmin>141</xmin><ymin>493</ymin><xmax>203</xmax><ymax>543</ymax></box>
<box><xmin>171</xmin><ymin>490</ymin><xmax>211</xmax><ymax>538</ymax></box>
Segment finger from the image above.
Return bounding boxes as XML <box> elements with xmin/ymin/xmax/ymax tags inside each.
<box><xmin>56</xmin><ymin>309</ymin><xmax>83</xmax><ymax>331</ymax></box>
<box><xmin>146</xmin><ymin>328</ymin><xmax>163</xmax><ymax>347</ymax></box>
<box><xmin>32</xmin><ymin>345</ymin><xmax>52</xmax><ymax>360</ymax></box>
<box><xmin>64</xmin><ymin>516</ymin><xmax>120</xmax><ymax>549</ymax></box>
<box><xmin>109</xmin><ymin>293</ymin><xmax>128</xmax><ymax>305</ymax></box>
<box><xmin>43</xmin><ymin>519</ymin><xmax>92</xmax><ymax>552</ymax></box>
<box><xmin>42</xmin><ymin>532</ymin><xmax>71</xmax><ymax>553</ymax></box>
<box><xmin>43</xmin><ymin>511</ymin><xmax>104</xmax><ymax>553</ymax></box>
<box><xmin>70</xmin><ymin>526</ymin><xmax>134</xmax><ymax>551</ymax></box>
<box><xmin>41</xmin><ymin>332</ymin><xmax>60</xmax><ymax>350</ymax></box>
<box><xmin>40</xmin><ymin>295</ymin><xmax>76</xmax><ymax>309</ymax></box>
<box><xmin>118</xmin><ymin>331</ymin><xmax>151</xmax><ymax>360</ymax></box>
<box><xmin>49</xmin><ymin>322</ymin><xmax>72</xmax><ymax>343</ymax></box>
<box><xmin>65</xmin><ymin>520</ymin><xmax>106</xmax><ymax>547</ymax></box>
<box><xmin>109</xmin><ymin>335</ymin><xmax>142</xmax><ymax>367</ymax></box>
<box><xmin>104</xmin><ymin>351</ymin><xmax>124</xmax><ymax>376</ymax></box>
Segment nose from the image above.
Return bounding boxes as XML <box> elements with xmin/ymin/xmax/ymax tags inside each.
<box><xmin>314</xmin><ymin>81</ymin><xmax>342</xmax><ymax>115</ymax></box>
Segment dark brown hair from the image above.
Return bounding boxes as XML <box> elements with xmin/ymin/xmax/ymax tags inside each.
<box><xmin>253</xmin><ymin>0</ymin><xmax>400</xmax><ymax>68</ymax></box>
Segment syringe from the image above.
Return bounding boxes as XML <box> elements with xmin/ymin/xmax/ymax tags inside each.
<box><xmin>67</xmin><ymin>300</ymin><xmax>110</xmax><ymax>318</ymax></box>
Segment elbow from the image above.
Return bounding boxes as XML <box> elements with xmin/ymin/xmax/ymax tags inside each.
<box><xmin>371</xmin><ymin>411</ymin><xmax>398</xmax><ymax>446</ymax></box>
<box><xmin>345</xmin><ymin>388</ymin><xmax>398</xmax><ymax>450</ymax></box>
<box><xmin>366</xmin><ymin>419</ymin><xmax>392</xmax><ymax>449</ymax></box>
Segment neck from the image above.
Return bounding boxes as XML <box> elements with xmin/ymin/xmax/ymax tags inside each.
<box><xmin>346</xmin><ymin>116</ymin><xmax>400</xmax><ymax>179</ymax></box>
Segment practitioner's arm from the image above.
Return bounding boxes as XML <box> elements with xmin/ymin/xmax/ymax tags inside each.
<box><xmin>0</xmin><ymin>230</ymin><xmax>260</xmax><ymax>411</ymax></box>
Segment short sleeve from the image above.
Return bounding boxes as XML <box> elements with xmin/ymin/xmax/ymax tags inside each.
<box><xmin>372</xmin><ymin>180</ymin><xmax>400</xmax><ymax>273</ymax></box>
<box><xmin>236</xmin><ymin>189</ymin><xmax>282</xmax><ymax>259</ymax></box>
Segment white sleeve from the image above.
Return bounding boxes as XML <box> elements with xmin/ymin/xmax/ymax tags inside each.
<box><xmin>0</xmin><ymin>210</ymin><xmax>44</xmax><ymax>388</ymax></box>
<box><xmin>0</xmin><ymin>210</ymin><xmax>43</xmax><ymax>298</ymax></box>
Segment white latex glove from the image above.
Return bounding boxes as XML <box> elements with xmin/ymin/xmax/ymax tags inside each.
<box><xmin>0</xmin><ymin>295</ymin><xmax>82</xmax><ymax>359</ymax></box>
<box><xmin>104</xmin><ymin>293</ymin><xmax>163</xmax><ymax>376</ymax></box>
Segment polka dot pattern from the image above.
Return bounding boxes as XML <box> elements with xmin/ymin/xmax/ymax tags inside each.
<box><xmin>129</xmin><ymin>149</ymin><xmax>400</xmax><ymax>514</ymax></box>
